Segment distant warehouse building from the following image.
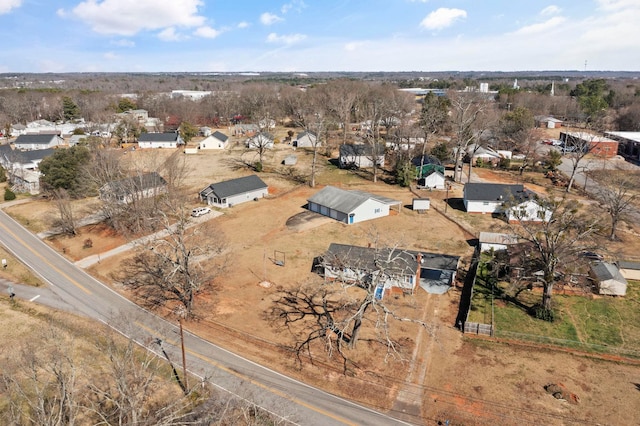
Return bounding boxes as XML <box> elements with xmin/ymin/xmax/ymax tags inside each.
<box><xmin>559</xmin><ymin>132</ymin><xmax>619</xmax><ymax>158</ymax></box>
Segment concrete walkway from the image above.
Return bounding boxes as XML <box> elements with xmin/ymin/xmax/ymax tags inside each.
<box><xmin>74</xmin><ymin>211</ymin><xmax>222</xmax><ymax>268</ymax></box>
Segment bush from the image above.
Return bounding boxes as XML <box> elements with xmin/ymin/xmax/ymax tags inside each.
<box><xmin>4</xmin><ymin>187</ymin><xmax>16</xmax><ymax>201</ymax></box>
<box><xmin>83</xmin><ymin>238</ymin><xmax>93</xmax><ymax>249</ymax></box>
<box><xmin>254</xmin><ymin>161</ymin><xmax>263</xmax><ymax>172</ymax></box>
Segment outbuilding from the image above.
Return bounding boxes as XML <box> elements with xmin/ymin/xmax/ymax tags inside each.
<box><xmin>307</xmin><ymin>185</ymin><xmax>400</xmax><ymax>225</ymax></box>
<box><xmin>590</xmin><ymin>261</ymin><xmax>628</xmax><ymax>296</ymax></box>
<box><xmin>199</xmin><ymin>131</ymin><xmax>229</xmax><ymax>150</ymax></box>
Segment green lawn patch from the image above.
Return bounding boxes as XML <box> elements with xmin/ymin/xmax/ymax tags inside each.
<box><xmin>469</xmin><ymin>255</ymin><xmax>640</xmax><ymax>356</ymax></box>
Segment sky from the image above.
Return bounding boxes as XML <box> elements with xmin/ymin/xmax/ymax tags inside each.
<box><xmin>0</xmin><ymin>0</ymin><xmax>638</xmax><ymax>73</ymax></box>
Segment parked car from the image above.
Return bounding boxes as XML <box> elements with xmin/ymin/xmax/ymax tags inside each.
<box><xmin>191</xmin><ymin>207</ymin><xmax>211</xmax><ymax>217</ymax></box>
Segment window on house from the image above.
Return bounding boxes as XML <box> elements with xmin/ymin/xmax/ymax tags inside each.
<box><xmin>374</xmin><ymin>208</ymin><xmax>381</xmax><ymax>213</ymax></box>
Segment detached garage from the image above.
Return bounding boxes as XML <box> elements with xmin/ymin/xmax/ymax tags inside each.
<box><xmin>307</xmin><ymin>186</ymin><xmax>400</xmax><ymax>225</ymax></box>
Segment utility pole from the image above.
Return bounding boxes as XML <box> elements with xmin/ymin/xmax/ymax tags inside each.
<box><xmin>179</xmin><ymin>319</ymin><xmax>188</xmax><ymax>391</ymax></box>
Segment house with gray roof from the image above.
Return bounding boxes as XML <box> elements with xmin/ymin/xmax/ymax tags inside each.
<box><xmin>590</xmin><ymin>261</ymin><xmax>628</xmax><ymax>296</ymax></box>
<box><xmin>199</xmin><ymin>175</ymin><xmax>268</xmax><ymax>208</ymax></box>
<box><xmin>137</xmin><ymin>132</ymin><xmax>184</xmax><ymax>149</ymax></box>
<box><xmin>13</xmin><ymin>134</ymin><xmax>63</xmax><ymax>151</ymax></box>
<box><xmin>99</xmin><ymin>172</ymin><xmax>167</xmax><ymax>204</ymax></box>
<box><xmin>463</xmin><ymin>182</ymin><xmax>551</xmax><ymax>223</ymax></box>
<box><xmin>294</xmin><ymin>131</ymin><xmax>318</xmax><ymax>148</ymax></box>
<box><xmin>198</xmin><ymin>131</ymin><xmax>229</xmax><ymax>150</ymax></box>
<box><xmin>339</xmin><ymin>143</ymin><xmax>385</xmax><ymax>169</ymax></box>
<box><xmin>307</xmin><ymin>185</ymin><xmax>400</xmax><ymax>225</ymax></box>
<box><xmin>321</xmin><ymin>243</ymin><xmax>460</xmax><ymax>297</ymax></box>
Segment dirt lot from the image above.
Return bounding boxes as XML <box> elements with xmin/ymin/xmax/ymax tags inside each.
<box><xmin>4</xmin><ymin>140</ymin><xmax>640</xmax><ymax>425</ymax></box>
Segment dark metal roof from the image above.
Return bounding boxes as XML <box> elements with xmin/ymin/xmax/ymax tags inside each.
<box><xmin>14</xmin><ymin>134</ymin><xmax>60</xmax><ymax>145</ymax></box>
<box><xmin>102</xmin><ymin>172</ymin><xmax>167</xmax><ymax>197</ymax></box>
<box><xmin>339</xmin><ymin>143</ymin><xmax>384</xmax><ymax>156</ymax></box>
<box><xmin>591</xmin><ymin>261</ymin><xmax>627</xmax><ymax>284</ymax></box>
<box><xmin>200</xmin><ymin>175</ymin><xmax>267</xmax><ymax>199</ymax></box>
<box><xmin>411</xmin><ymin>155</ymin><xmax>442</xmax><ymax>167</ymax></box>
<box><xmin>324</xmin><ymin>243</ymin><xmax>460</xmax><ymax>275</ymax></box>
<box><xmin>0</xmin><ymin>145</ymin><xmax>54</xmax><ymax>163</ymax></box>
<box><xmin>464</xmin><ymin>183</ymin><xmax>533</xmax><ymax>203</ymax></box>
<box><xmin>211</xmin><ymin>131</ymin><xmax>228</xmax><ymax>142</ymax></box>
<box><xmin>138</xmin><ymin>132</ymin><xmax>180</xmax><ymax>142</ymax></box>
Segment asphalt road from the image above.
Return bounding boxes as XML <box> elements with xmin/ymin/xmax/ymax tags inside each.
<box><xmin>0</xmin><ymin>209</ymin><xmax>413</xmax><ymax>426</ymax></box>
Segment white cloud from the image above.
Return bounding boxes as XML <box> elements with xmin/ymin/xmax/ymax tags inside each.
<box><xmin>237</xmin><ymin>21</ymin><xmax>250</xmax><ymax>29</ymax></box>
<box><xmin>260</xmin><ymin>12</ymin><xmax>283</xmax><ymax>25</ymax></box>
<box><xmin>344</xmin><ymin>41</ymin><xmax>366</xmax><ymax>51</ymax></box>
<box><xmin>266</xmin><ymin>32</ymin><xmax>306</xmax><ymax>45</ymax></box>
<box><xmin>420</xmin><ymin>8</ymin><xmax>467</xmax><ymax>31</ymax></box>
<box><xmin>104</xmin><ymin>52</ymin><xmax>119</xmax><ymax>60</ymax></box>
<box><xmin>158</xmin><ymin>27</ymin><xmax>185</xmax><ymax>41</ymax></box>
<box><xmin>281</xmin><ymin>0</ymin><xmax>306</xmax><ymax>14</ymax></box>
<box><xmin>540</xmin><ymin>5</ymin><xmax>561</xmax><ymax>16</ymax></box>
<box><xmin>111</xmin><ymin>39</ymin><xmax>135</xmax><ymax>47</ymax></box>
<box><xmin>194</xmin><ymin>26</ymin><xmax>221</xmax><ymax>38</ymax></box>
<box><xmin>71</xmin><ymin>0</ymin><xmax>205</xmax><ymax>36</ymax></box>
<box><xmin>0</xmin><ymin>0</ymin><xmax>21</xmax><ymax>15</ymax></box>
<box><xmin>511</xmin><ymin>16</ymin><xmax>566</xmax><ymax>36</ymax></box>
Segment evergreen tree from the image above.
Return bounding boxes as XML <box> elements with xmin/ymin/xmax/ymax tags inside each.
<box><xmin>62</xmin><ymin>96</ymin><xmax>81</xmax><ymax>121</ymax></box>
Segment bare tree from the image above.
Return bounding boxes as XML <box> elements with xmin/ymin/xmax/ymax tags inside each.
<box><xmin>563</xmin><ymin>132</ymin><xmax>600</xmax><ymax>192</ymax></box>
<box><xmin>508</xmin><ymin>195</ymin><xmax>601</xmax><ymax>319</ymax></box>
<box><xmin>52</xmin><ymin>188</ymin><xmax>77</xmax><ymax>236</ymax></box>
<box><xmin>417</xmin><ymin>92</ymin><xmax>450</xmax><ymax>177</ymax></box>
<box><xmin>323</xmin><ymin>79</ymin><xmax>362</xmax><ymax>147</ymax></box>
<box><xmin>117</xmin><ymin>206</ymin><xmax>227</xmax><ymax>318</ymax></box>
<box><xmin>590</xmin><ymin>170</ymin><xmax>640</xmax><ymax>240</ymax></box>
<box><xmin>449</xmin><ymin>92</ymin><xmax>491</xmax><ymax>182</ymax></box>
<box><xmin>281</xmin><ymin>86</ymin><xmax>329</xmax><ymax>187</ymax></box>
<box><xmin>1</xmin><ymin>326</ymin><xmax>79</xmax><ymax>426</ymax></box>
<box><xmin>268</xmin><ymin>242</ymin><xmax>433</xmax><ymax>371</ymax></box>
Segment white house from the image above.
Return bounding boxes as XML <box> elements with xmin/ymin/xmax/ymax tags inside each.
<box><xmin>99</xmin><ymin>172</ymin><xmax>168</xmax><ymax>204</ymax></box>
<box><xmin>295</xmin><ymin>131</ymin><xmax>318</xmax><ymax>148</ymax></box>
<box><xmin>417</xmin><ymin>170</ymin><xmax>446</xmax><ymax>190</ymax></box>
<box><xmin>0</xmin><ymin>145</ymin><xmax>55</xmax><ymax>172</ymax></box>
<box><xmin>137</xmin><ymin>132</ymin><xmax>184</xmax><ymax>149</ymax></box>
<box><xmin>463</xmin><ymin>183</ymin><xmax>551</xmax><ymax>223</ymax></box>
<box><xmin>321</xmin><ymin>243</ymin><xmax>460</xmax><ymax>297</ymax></box>
<box><xmin>199</xmin><ymin>131</ymin><xmax>229</xmax><ymax>150</ymax></box>
<box><xmin>307</xmin><ymin>185</ymin><xmax>400</xmax><ymax>225</ymax></box>
<box><xmin>199</xmin><ymin>175</ymin><xmax>268</xmax><ymax>208</ymax></box>
<box><xmin>246</xmin><ymin>133</ymin><xmax>274</xmax><ymax>150</ymax></box>
<box><xmin>13</xmin><ymin>134</ymin><xmax>64</xmax><ymax>151</ymax></box>
<box><xmin>590</xmin><ymin>262</ymin><xmax>628</xmax><ymax>296</ymax></box>
<box><xmin>339</xmin><ymin>143</ymin><xmax>385</xmax><ymax>169</ymax></box>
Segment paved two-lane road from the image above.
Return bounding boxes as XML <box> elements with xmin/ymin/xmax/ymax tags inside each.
<box><xmin>0</xmin><ymin>208</ymin><xmax>414</xmax><ymax>426</ymax></box>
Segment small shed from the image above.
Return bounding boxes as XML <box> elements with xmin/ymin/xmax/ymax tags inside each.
<box><xmin>617</xmin><ymin>260</ymin><xmax>640</xmax><ymax>281</ymax></box>
<box><xmin>478</xmin><ymin>232</ymin><xmax>518</xmax><ymax>252</ymax></box>
<box><xmin>417</xmin><ymin>170</ymin><xmax>446</xmax><ymax>190</ymax></box>
<box><xmin>283</xmin><ymin>155</ymin><xmax>297</xmax><ymax>165</ymax></box>
<box><xmin>590</xmin><ymin>261</ymin><xmax>628</xmax><ymax>296</ymax></box>
<box><xmin>412</xmin><ymin>198</ymin><xmax>430</xmax><ymax>212</ymax></box>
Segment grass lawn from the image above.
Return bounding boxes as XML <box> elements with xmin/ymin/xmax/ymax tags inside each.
<box><xmin>468</xmin><ymin>256</ymin><xmax>640</xmax><ymax>357</ymax></box>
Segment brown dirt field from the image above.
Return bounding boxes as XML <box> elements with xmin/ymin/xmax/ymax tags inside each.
<box><xmin>5</xmin><ymin>141</ymin><xmax>640</xmax><ymax>425</ymax></box>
